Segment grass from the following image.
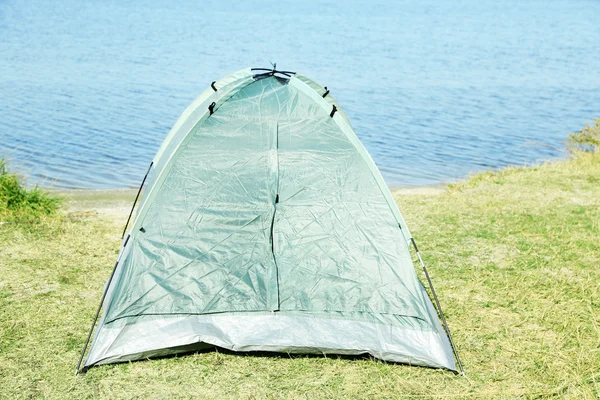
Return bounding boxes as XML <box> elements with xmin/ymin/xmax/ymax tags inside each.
<box><xmin>0</xmin><ymin>153</ymin><xmax>599</xmax><ymax>399</ymax></box>
<box><xmin>566</xmin><ymin>118</ymin><xmax>600</xmax><ymax>153</ymax></box>
<box><xmin>0</xmin><ymin>157</ymin><xmax>61</xmax><ymax>222</ymax></box>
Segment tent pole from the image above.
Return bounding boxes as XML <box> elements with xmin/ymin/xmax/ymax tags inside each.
<box><xmin>76</xmin><ymin>233</ymin><xmax>130</xmax><ymax>375</ymax></box>
<box><xmin>411</xmin><ymin>238</ymin><xmax>465</xmax><ymax>376</ymax></box>
<box><xmin>121</xmin><ymin>162</ymin><xmax>153</xmax><ymax>239</ymax></box>
<box><xmin>75</xmin><ymin>257</ymin><xmax>120</xmax><ymax>375</ymax></box>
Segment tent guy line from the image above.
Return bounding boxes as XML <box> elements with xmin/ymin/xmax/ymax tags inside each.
<box><xmin>410</xmin><ymin>236</ymin><xmax>464</xmax><ymax>375</ymax></box>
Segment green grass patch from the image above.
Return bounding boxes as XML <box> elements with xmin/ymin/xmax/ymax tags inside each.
<box><xmin>566</xmin><ymin>118</ymin><xmax>600</xmax><ymax>154</ymax></box>
<box><xmin>0</xmin><ymin>153</ymin><xmax>599</xmax><ymax>399</ymax></box>
<box><xmin>0</xmin><ymin>157</ymin><xmax>62</xmax><ymax>223</ymax></box>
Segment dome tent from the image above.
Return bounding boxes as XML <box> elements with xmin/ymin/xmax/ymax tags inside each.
<box><xmin>76</xmin><ymin>68</ymin><xmax>462</xmax><ymax>374</ymax></box>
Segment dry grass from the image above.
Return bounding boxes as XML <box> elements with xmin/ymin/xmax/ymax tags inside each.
<box><xmin>0</xmin><ymin>154</ymin><xmax>599</xmax><ymax>399</ymax></box>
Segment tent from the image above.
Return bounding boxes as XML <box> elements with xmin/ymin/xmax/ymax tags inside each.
<box><xmin>76</xmin><ymin>68</ymin><xmax>462</xmax><ymax>374</ymax></box>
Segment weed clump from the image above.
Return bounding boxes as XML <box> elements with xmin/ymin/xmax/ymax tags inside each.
<box><xmin>0</xmin><ymin>157</ymin><xmax>61</xmax><ymax>221</ymax></box>
<box><xmin>566</xmin><ymin>118</ymin><xmax>600</xmax><ymax>153</ymax></box>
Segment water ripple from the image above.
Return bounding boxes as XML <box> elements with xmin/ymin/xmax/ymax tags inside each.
<box><xmin>0</xmin><ymin>0</ymin><xmax>599</xmax><ymax>189</ymax></box>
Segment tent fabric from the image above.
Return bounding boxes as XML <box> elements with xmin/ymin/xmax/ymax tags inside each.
<box><xmin>83</xmin><ymin>70</ymin><xmax>457</xmax><ymax>372</ymax></box>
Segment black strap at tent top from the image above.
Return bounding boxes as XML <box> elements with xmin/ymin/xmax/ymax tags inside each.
<box><xmin>251</xmin><ymin>67</ymin><xmax>295</xmax><ymax>80</ymax></box>
<box><xmin>211</xmin><ymin>81</ymin><xmax>217</xmax><ymax>91</ymax></box>
<box><xmin>208</xmin><ymin>102</ymin><xmax>216</xmax><ymax>115</ymax></box>
<box><xmin>251</xmin><ymin>67</ymin><xmax>295</xmax><ymax>76</ymax></box>
<box><xmin>330</xmin><ymin>105</ymin><xmax>337</xmax><ymax>118</ymax></box>
<box><xmin>410</xmin><ymin>237</ymin><xmax>465</xmax><ymax>376</ymax></box>
<box><xmin>322</xmin><ymin>87</ymin><xmax>330</xmax><ymax>98</ymax></box>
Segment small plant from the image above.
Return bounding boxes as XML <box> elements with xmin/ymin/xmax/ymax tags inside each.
<box><xmin>0</xmin><ymin>156</ymin><xmax>61</xmax><ymax>220</ymax></box>
<box><xmin>566</xmin><ymin>118</ymin><xmax>600</xmax><ymax>153</ymax></box>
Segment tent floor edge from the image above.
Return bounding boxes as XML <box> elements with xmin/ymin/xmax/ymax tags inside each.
<box><xmin>82</xmin><ymin>313</ymin><xmax>456</xmax><ymax>371</ymax></box>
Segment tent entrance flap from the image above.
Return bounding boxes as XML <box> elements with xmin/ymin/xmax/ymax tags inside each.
<box><xmin>79</xmin><ymin>69</ymin><xmax>459</xmax><ymax>373</ymax></box>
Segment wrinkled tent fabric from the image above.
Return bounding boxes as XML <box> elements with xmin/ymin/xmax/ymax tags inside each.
<box><xmin>82</xmin><ymin>68</ymin><xmax>457</xmax><ymax>372</ymax></box>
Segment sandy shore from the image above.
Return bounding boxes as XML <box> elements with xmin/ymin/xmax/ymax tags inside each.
<box><xmin>55</xmin><ymin>189</ymin><xmax>138</xmax><ymax>223</ymax></box>
<box><xmin>390</xmin><ymin>185</ymin><xmax>446</xmax><ymax>196</ymax></box>
<box><xmin>55</xmin><ymin>185</ymin><xmax>446</xmax><ymax>222</ymax></box>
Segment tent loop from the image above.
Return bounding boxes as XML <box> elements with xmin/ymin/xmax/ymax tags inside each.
<box><xmin>121</xmin><ymin>161</ymin><xmax>153</xmax><ymax>239</ymax></box>
<box><xmin>208</xmin><ymin>102</ymin><xmax>216</xmax><ymax>115</ymax></box>
<box><xmin>410</xmin><ymin>237</ymin><xmax>465</xmax><ymax>376</ymax></box>
<box><xmin>322</xmin><ymin>87</ymin><xmax>330</xmax><ymax>98</ymax></box>
<box><xmin>211</xmin><ymin>81</ymin><xmax>217</xmax><ymax>92</ymax></box>
<box><xmin>330</xmin><ymin>105</ymin><xmax>337</xmax><ymax>118</ymax></box>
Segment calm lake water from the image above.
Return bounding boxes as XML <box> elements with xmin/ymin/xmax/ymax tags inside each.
<box><xmin>1</xmin><ymin>0</ymin><xmax>599</xmax><ymax>189</ymax></box>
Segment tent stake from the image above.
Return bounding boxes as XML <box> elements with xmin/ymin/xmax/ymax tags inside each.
<box><xmin>411</xmin><ymin>238</ymin><xmax>465</xmax><ymax>376</ymax></box>
<box><xmin>121</xmin><ymin>162</ymin><xmax>153</xmax><ymax>239</ymax></box>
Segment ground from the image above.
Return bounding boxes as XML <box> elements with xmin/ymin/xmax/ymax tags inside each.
<box><xmin>0</xmin><ymin>154</ymin><xmax>598</xmax><ymax>399</ymax></box>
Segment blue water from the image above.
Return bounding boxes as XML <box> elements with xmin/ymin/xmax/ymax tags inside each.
<box><xmin>1</xmin><ymin>0</ymin><xmax>599</xmax><ymax>189</ymax></box>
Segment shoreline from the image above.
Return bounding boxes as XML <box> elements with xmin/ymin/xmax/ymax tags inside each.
<box><xmin>54</xmin><ymin>184</ymin><xmax>447</xmax><ymax>199</ymax></box>
<box><xmin>54</xmin><ymin>185</ymin><xmax>447</xmax><ymax>221</ymax></box>
<box><xmin>54</xmin><ymin>188</ymin><xmax>140</xmax><ymax>222</ymax></box>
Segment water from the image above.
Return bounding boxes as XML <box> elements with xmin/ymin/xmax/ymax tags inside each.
<box><xmin>1</xmin><ymin>0</ymin><xmax>599</xmax><ymax>189</ymax></box>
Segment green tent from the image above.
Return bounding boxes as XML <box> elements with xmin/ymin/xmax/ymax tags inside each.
<box><xmin>77</xmin><ymin>68</ymin><xmax>461</xmax><ymax>374</ymax></box>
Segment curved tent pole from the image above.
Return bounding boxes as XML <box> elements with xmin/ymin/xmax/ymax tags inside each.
<box><xmin>77</xmin><ymin>160</ymin><xmax>153</xmax><ymax>372</ymax></box>
<box><xmin>410</xmin><ymin>238</ymin><xmax>465</xmax><ymax>375</ymax></box>
<box><xmin>75</xmin><ymin>235</ymin><xmax>130</xmax><ymax>375</ymax></box>
<box><xmin>121</xmin><ymin>162</ymin><xmax>153</xmax><ymax>239</ymax></box>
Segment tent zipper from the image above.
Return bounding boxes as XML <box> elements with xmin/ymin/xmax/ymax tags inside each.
<box><xmin>269</xmin><ymin>122</ymin><xmax>280</xmax><ymax>312</ymax></box>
